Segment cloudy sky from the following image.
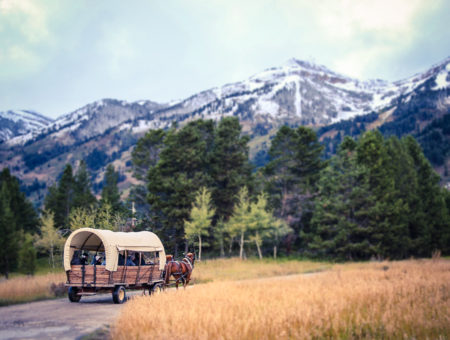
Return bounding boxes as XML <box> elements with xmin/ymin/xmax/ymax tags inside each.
<box><xmin>1</xmin><ymin>0</ymin><xmax>449</xmax><ymax>119</ymax></box>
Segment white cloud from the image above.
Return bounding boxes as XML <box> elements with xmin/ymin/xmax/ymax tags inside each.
<box><xmin>315</xmin><ymin>0</ymin><xmax>426</xmax><ymax>39</ymax></box>
<box><xmin>0</xmin><ymin>0</ymin><xmax>51</xmax><ymax>43</ymax></box>
<box><xmin>0</xmin><ymin>0</ymin><xmax>54</xmax><ymax>77</ymax></box>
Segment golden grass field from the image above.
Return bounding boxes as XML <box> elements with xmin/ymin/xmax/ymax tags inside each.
<box><xmin>193</xmin><ymin>258</ymin><xmax>331</xmax><ymax>283</ymax></box>
<box><xmin>0</xmin><ymin>272</ymin><xmax>66</xmax><ymax>305</ymax></box>
<box><xmin>112</xmin><ymin>259</ymin><xmax>450</xmax><ymax>340</ymax></box>
<box><xmin>0</xmin><ymin>258</ymin><xmax>326</xmax><ymax>306</ymax></box>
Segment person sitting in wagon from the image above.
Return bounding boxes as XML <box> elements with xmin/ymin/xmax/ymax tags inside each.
<box><xmin>126</xmin><ymin>254</ymin><xmax>136</xmax><ymax>266</ymax></box>
<box><xmin>71</xmin><ymin>250</ymin><xmax>81</xmax><ymax>265</ymax></box>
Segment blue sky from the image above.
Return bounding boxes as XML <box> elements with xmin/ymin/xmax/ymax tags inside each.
<box><xmin>1</xmin><ymin>0</ymin><xmax>449</xmax><ymax>119</ymax></box>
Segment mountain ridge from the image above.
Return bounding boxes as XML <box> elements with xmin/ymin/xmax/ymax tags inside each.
<box><xmin>1</xmin><ymin>56</ymin><xmax>449</xmax><ymax>205</ymax></box>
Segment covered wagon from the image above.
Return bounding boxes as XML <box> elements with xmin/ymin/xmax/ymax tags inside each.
<box><xmin>64</xmin><ymin>227</ymin><xmax>166</xmax><ymax>304</ymax></box>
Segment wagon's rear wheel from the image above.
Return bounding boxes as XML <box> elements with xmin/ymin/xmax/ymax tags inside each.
<box><xmin>113</xmin><ymin>286</ymin><xmax>126</xmax><ymax>304</ymax></box>
<box><xmin>68</xmin><ymin>287</ymin><xmax>81</xmax><ymax>303</ymax></box>
<box><xmin>151</xmin><ymin>283</ymin><xmax>164</xmax><ymax>295</ymax></box>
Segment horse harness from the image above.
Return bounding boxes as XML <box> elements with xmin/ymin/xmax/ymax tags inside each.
<box><xmin>169</xmin><ymin>256</ymin><xmax>193</xmax><ymax>283</ymax></box>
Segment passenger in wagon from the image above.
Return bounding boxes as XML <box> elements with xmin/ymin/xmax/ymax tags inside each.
<box><xmin>80</xmin><ymin>252</ymin><xmax>89</xmax><ymax>265</ymax></box>
<box><xmin>126</xmin><ymin>254</ymin><xmax>136</xmax><ymax>266</ymax></box>
<box><xmin>71</xmin><ymin>250</ymin><xmax>81</xmax><ymax>265</ymax></box>
<box><xmin>133</xmin><ymin>253</ymin><xmax>146</xmax><ymax>266</ymax></box>
<box><xmin>118</xmin><ymin>253</ymin><xmax>125</xmax><ymax>265</ymax></box>
<box><xmin>91</xmin><ymin>255</ymin><xmax>103</xmax><ymax>265</ymax></box>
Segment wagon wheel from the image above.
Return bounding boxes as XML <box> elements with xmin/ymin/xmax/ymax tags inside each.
<box><xmin>68</xmin><ymin>286</ymin><xmax>81</xmax><ymax>303</ymax></box>
<box><xmin>113</xmin><ymin>286</ymin><xmax>126</xmax><ymax>304</ymax></box>
<box><xmin>150</xmin><ymin>283</ymin><xmax>164</xmax><ymax>295</ymax></box>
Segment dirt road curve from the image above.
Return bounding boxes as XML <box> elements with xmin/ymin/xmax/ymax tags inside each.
<box><xmin>0</xmin><ymin>290</ymin><xmax>144</xmax><ymax>340</ymax></box>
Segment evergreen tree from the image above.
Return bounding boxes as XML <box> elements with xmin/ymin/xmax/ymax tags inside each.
<box><xmin>73</xmin><ymin>160</ymin><xmax>96</xmax><ymax>209</ymax></box>
<box><xmin>132</xmin><ymin>129</ymin><xmax>166</xmax><ymax>180</ymax></box>
<box><xmin>0</xmin><ymin>168</ymin><xmax>38</xmax><ymax>233</ymax></box>
<box><xmin>130</xmin><ymin>129</ymin><xmax>166</xmax><ymax>223</ymax></box>
<box><xmin>18</xmin><ymin>234</ymin><xmax>36</xmax><ymax>275</ymax></box>
<box><xmin>305</xmin><ymin>137</ymin><xmax>380</xmax><ymax>260</ymax></box>
<box><xmin>184</xmin><ymin>187</ymin><xmax>215</xmax><ymax>260</ymax></box>
<box><xmin>44</xmin><ymin>164</ymin><xmax>75</xmax><ymax>229</ymax></box>
<box><xmin>263</xmin><ymin>126</ymin><xmax>325</xmax><ymax>250</ymax></box>
<box><xmin>0</xmin><ymin>182</ymin><xmax>19</xmax><ymax>278</ymax></box>
<box><xmin>147</xmin><ymin>120</ymin><xmax>215</xmax><ymax>255</ymax></box>
<box><xmin>356</xmin><ymin>131</ymin><xmax>409</xmax><ymax>258</ymax></box>
<box><xmin>101</xmin><ymin>164</ymin><xmax>122</xmax><ymax>212</ymax></box>
<box><xmin>210</xmin><ymin>117</ymin><xmax>251</xmax><ymax>222</ymax></box>
<box><xmin>403</xmin><ymin>136</ymin><xmax>450</xmax><ymax>255</ymax></box>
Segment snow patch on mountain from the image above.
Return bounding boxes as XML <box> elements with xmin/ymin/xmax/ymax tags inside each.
<box><xmin>0</xmin><ymin>110</ymin><xmax>53</xmax><ymax>142</ymax></box>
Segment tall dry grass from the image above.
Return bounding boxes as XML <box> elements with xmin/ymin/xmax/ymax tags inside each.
<box><xmin>193</xmin><ymin>257</ymin><xmax>330</xmax><ymax>283</ymax></box>
<box><xmin>112</xmin><ymin>259</ymin><xmax>450</xmax><ymax>339</ymax></box>
<box><xmin>0</xmin><ymin>272</ymin><xmax>66</xmax><ymax>305</ymax></box>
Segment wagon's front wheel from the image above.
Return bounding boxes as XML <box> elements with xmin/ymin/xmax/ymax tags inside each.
<box><xmin>113</xmin><ymin>286</ymin><xmax>126</xmax><ymax>304</ymax></box>
<box><xmin>68</xmin><ymin>287</ymin><xmax>81</xmax><ymax>303</ymax></box>
<box><xmin>151</xmin><ymin>283</ymin><xmax>164</xmax><ymax>295</ymax></box>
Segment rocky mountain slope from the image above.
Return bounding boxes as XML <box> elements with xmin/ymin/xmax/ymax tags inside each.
<box><xmin>1</xmin><ymin>57</ymin><xmax>449</xmax><ymax>204</ymax></box>
<box><xmin>0</xmin><ymin>110</ymin><xmax>53</xmax><ymax>143</ymax></box>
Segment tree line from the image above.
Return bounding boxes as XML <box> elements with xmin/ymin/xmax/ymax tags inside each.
<box><xmin>1</xmin><ymin>117</ymin><xmax>449</xmax><ymax>278</ymax></box>
<box><xmin>0</xmin><ymin>161</ymin><xmax>126</xmax><ymax>278</ymax></box>
<box><xmin>132</xmin><ymin>118</ymin><xmax>450</xmax><ymax>260</ymax></box>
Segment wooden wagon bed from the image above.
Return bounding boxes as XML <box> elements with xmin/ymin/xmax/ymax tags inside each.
<box><xmin>67</xmin><ymin>264</ymin><xmax>163</xmax><ymax>288</ymax></box>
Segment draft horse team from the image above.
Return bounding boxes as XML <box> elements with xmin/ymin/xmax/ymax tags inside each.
<box><xmin>64</xmin><ymin>228</ymin><xmax>194</xmax><ymax>304</ymax></box>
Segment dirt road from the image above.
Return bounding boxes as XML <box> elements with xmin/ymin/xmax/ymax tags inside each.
<box><xmin>0</xmin><ymin>290</ymin><xmax>144</xmax><ymax>340</ymax></box>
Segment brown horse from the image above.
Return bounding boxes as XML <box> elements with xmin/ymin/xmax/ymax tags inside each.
<box><xmin>164</xmin><ymin>252</ymin><xmax>195</xmax><ymax>289</ymax></box>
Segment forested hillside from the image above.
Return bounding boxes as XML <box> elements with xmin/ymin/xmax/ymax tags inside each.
<box><xmin>2</xmin><ymin>117</ymin><xmax>448</xmax><ymax>279</ymax></box>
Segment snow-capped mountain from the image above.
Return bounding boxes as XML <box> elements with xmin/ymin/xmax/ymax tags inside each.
<box><xmin>6</xmin><ymin>57</ymin><xmax>450</xmax><ymax>148</ymax></box>
<box><xmin>0</xmin><ymin>110</ymin><xmax>53</xmax><ymax>143</ymax></box>
<box><xmin>1</xmin><ymin>56</ymin><xmax>449</xmax><ymax>205</ymax></box>
<box><xmin>8</xmin><ymin>99</ymin><xmax>164</xmax><ymax>146</ymax></box>
<box><xmin>122</xmin><ymin>57</ymin><xmax>450</xmax><ymax>136</ymax></box>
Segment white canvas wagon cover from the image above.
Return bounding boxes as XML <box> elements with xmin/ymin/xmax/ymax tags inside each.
<box><xmin>63</xmin><ymin>228</ymin><xmax>166</xmax><ymax>272</ymax></box>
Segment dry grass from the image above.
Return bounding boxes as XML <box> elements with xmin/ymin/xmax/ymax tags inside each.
<box><xmin>0</xmin><ymin>272</ymin><xmax>66</xmax><ymax>306</ymax></box>
<box><xmin>193</xmin><ymin>258</ymin><xmax>330</xmax><ymax>283</ymax></box>
<box><xmin>112</xmin><ymin>259</ymin><xmax>450</xmax><ymax>340</ymax></box>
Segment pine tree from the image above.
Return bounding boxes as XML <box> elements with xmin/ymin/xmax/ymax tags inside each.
<box><xmin>356</xmin><ymin>131</ymin><xmax>409</xmax><ymax>259</ymax></box>
<box><xmin>0</xmin><ymin>168</ymin><xmax>38</xmax><ymax>234</ymax></box>
<box><xmin>305</xmin><ymin>138</ymin><xmax>379</xmax><ymax>260</ymax></box>
<box><xmin>147</xmin><ymin>120</ymin><xmax>215</xmax><ymax>255</ymax></box>
<box><xmin>403</xmin><ymin>135</ymin><xmax>450</xmax><ymax>255</ymax></box>
<box><xmin>73</xmin><ymin>160</ymin><xmax>96</xmax><ymax>209</ymax></box>
<box><xmin>18</xmin><ymin>234</ymin><xmax>36</xmax><ymax>275</ymax></box>
<box><xmin>264</xmin><ymin>126</ymin><xmax>325</xmax><ymax>238</ymax></box>
<box><xmin>132</xmin><ymin>129</ymin><xmax>166</xmax><ymax>180</ymax></box>
<box><xmin>210</xmin><ymin>117</ymin><xmax>251</xmax><ymax>222</ymax></box>
<box><xmin>101</xmin><ymin>164</ymin><xmax>122</xmax><ymax>212</ymax></box>
<box><xmin>0</xmin><ymin>182</ymin><xmax>20</xmax><ymax>278</ymax></box>
<box><xmin>184</xmin><ymin>187</ymin><xmax>215</xmax><ymax>260</ymax></box>
<box><xmin>44</xmin><ymin>164</ymin><xmax>75</xmax><ymax>229</ymax></box>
